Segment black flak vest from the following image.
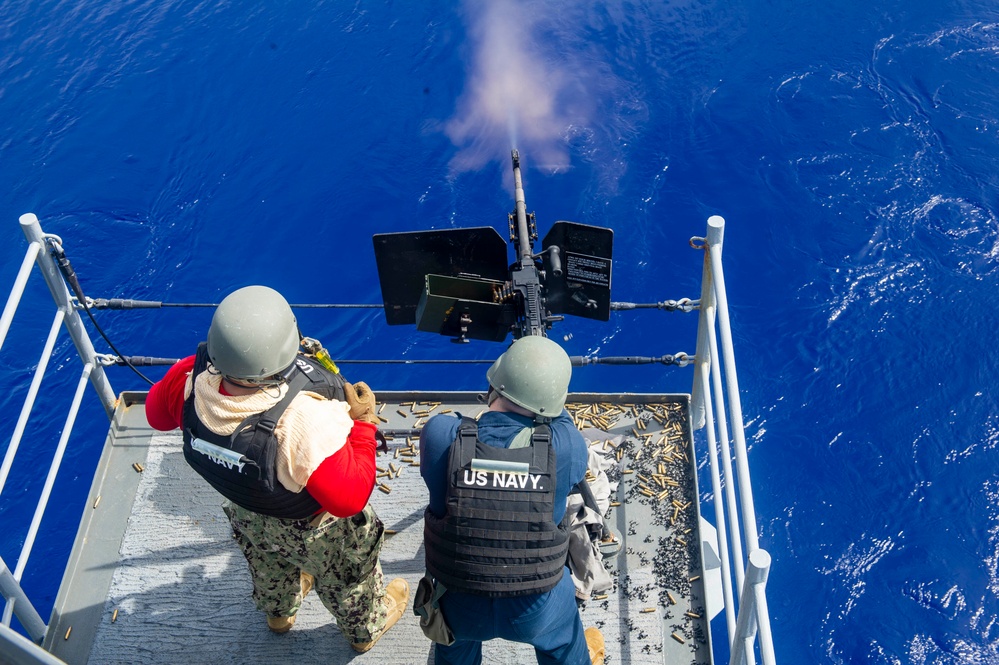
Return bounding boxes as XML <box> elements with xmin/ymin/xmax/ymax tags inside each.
<box><xmin>423</xmin><ymin>417</ymin><xmax>570</xmax><ymax>597</ymax></box>
<box><xmin>182</xmin><ymin>343</ymin><xmax>346</xmax><ymax>519</ymax></box>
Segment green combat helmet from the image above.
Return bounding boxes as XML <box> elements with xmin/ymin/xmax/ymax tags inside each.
<box><xmin>486</xmin><ymin>335</ymin><xmax>572</xmax><ymax>420</ymax></box>
<box><xmin>207</xmin><ymin>285</ymin><xmax>299</xmax><ymax>382</ymax></box>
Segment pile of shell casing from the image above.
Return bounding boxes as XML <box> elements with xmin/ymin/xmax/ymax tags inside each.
<box><xmin>565</xmin><ymin>399</ymin><xmax>708</xmax><ymax>655</ymax></box>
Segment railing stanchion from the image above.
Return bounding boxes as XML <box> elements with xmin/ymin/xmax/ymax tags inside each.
<box><xmin>729</xmin><ymin>549</ymin><xmax>771</xmax><ymax>665</ymax></box>
<box><xmin>0</xmin><ymin>555</ymin><xmax>46</xmax><ymax>642</ymax></box>
<box><xmin>19</xmin><ymin>213</ymin><xmax>116</xmax><ymax>418</ymax></box>
<box><xmin>706</xmin><ymin>215</ymin><xmax>759</xmax><ymax>554</ymax></box>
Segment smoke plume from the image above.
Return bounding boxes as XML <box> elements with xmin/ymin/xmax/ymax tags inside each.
<box><xmin>446</xmin><ymin>0</ymin><xmax>595</xmax><ymax>174</ymax></box>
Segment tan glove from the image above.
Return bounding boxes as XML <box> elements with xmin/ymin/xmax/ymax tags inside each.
<box><xmin>343</xmin><ymin>381</ymin><xmax>379</xmax><ymax>425</ymax></box>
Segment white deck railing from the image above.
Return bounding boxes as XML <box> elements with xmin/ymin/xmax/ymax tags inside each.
<box><xmin>691</xmin><ymin>215</ymin><xmax>776</xmax><ymax>665</ymax></box>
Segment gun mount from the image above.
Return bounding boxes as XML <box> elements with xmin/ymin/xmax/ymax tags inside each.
<box><xmin>373</xmin><ymin>150</ymin><xmax>614</xmax><ymax>343</ymax></box>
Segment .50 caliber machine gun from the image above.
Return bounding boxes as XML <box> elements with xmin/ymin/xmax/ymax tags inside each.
<box><xmin>373</xmin><ymin>150</ymin><xmax>613</xmax><ymax>343</ymax></box>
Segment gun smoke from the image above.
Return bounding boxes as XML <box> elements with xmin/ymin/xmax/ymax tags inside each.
<box><xmin>446</xmin><ymin>0</ymin><xmax>601</xmax><ymax>175</ymax></box>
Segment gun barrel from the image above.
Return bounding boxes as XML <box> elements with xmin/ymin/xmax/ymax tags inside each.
<box><xmin>511</xmin><ymin>150</ymin><xmax>532</xmax><ymax>262</ymax></box>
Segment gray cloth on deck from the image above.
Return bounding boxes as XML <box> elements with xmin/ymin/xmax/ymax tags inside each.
<box><xmin>565</xmin><ymin>447</ymin><xmax>614</xmax><ymax>599</ymax></box>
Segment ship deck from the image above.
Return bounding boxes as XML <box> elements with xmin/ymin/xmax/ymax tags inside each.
<box><xmin>43</xmin><ymin>391</ymin><xmax>716</xmax><ymax>665</ymax></box>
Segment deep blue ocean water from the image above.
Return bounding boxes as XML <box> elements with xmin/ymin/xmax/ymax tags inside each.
<box><xmin>3</xmin><ymin>0</ymin><xmax>999</xmax><ymax>662</ymax></box>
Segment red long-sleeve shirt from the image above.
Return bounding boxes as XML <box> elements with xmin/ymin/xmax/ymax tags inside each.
<box><xmin>145</xmin><ymin>355</ymin><xmax>376</xmax><ymax>517</ymax></box>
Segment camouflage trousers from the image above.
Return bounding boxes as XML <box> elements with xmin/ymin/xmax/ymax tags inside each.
<box><xmin>222</xmin><ymin>501</ymin><xmax>388</xmax><ymax>643</ymax></box>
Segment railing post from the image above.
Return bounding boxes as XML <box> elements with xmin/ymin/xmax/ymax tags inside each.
<box><xmin>18</xmin><ymin>214</ymin><xmax>116</xmax><ymax>418</ymax></box>
<box><xmin>706</xmin><ymin>215</ymin><xmax>759</xmax><ymax>554</ymax></box>
<box><xmin>690</xmin><ymin>223</ymin><xmax>716</xmax><ymax>431</ymax></box>
<box><xmin>729</xmin><ymin>549</ymin><xmax>771</xmax><ymax>665</ymax></box>
<box><xmin>0</xmin><ymin>556</ymin><xmax>46</xmax><ymax>643</ymax></box>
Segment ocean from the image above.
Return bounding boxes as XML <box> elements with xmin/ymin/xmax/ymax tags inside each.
<box><xmin>2</xmin><ymin>0</ymin><xmax>999</xmax><ymax>662</ymax></box>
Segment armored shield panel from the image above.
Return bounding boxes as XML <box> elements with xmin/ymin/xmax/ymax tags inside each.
<box><xmin>373</xmin><ymin>227</ymin><xmax>509</xmax><ymax>326</ymax></box>
<box><xmin>542</xmin><ymin>221</ymin><xmax>614</xmax><ymax>321</ymax></box>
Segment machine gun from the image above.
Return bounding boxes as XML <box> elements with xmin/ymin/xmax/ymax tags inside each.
<box><xmin>373</xmin><ymin>150</ymin><xmax>614</xmax><ymax>343</ymax></box>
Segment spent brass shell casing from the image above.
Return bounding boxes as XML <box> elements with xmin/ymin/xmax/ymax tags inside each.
<box><xmin>64</xmin><ymin>627</ymin><xmax>72</xmax><ymax>640</ymax></box>
<box><xmin>112</xmin><ymin>608</ymin><xmax>118</xmax><ymax>622</ymax></box>
<box><xmin>384</xmin><ymin>529</ymin><xmax>397</xmax><ymax>535</ymax></box>
<box><xmin>667</xmin><ymin>591</ymin><xmax>677</xmax><ymax>604</ymax></box>
<box><xmin>593</xmin><ymin>594</ymin><xmax>608</xmax><ymax>600</ymax></box>
<box><xmin>132</xmin><ymin>462</ymin><xmax>144</xmax><ymax>473</ymax></box>
<box><xmin>93</xmin><ymin>495</ymin><xmax>101</xmax><ymax>509</ymax></box>
<box><xmin>641</xmin><ymin>607</ymin><xmax>656</xmax><ymax>613</ymax></box>
<box><xmin>689</xmin><ymin>575</ymin><xmax>701</xmax><ymax>582</ymax></box>
<box><xmin>378</xmin><ymin>485</ymin><xmax>392</xmax><ymax>494</ymax></box>
<box><xmin>671</xmin><ymin>632</ymin><xmax>685</xmax><ymax>644</ymax></box>
<box><xmin>685</xmin><ymin>611</ymin><xmax>701</xmax><ymax>619</ymax></box>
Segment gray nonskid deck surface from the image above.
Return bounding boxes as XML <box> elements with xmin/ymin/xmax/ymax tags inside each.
<box><xmin>85</xmin><ymin>396</ymin><xmax>707</xmax><ymax>665</ymax></box>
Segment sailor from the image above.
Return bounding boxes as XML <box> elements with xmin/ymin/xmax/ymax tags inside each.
<box><xmin>145</xmin><ymin>285</ymin><xmax>408</xmax><ymax>652</ymax></box>
<box><xmin>419</xmin><ymin>335</ymin><xmax>606</xmax><ymax>665</ymax></box>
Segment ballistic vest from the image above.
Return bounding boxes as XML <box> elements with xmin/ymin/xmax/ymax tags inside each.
<box><xmin>423</xmin><ymin>417</ymin><xmax>570</xmax><ymax>597</ymax></box>
<box><xmin>182</xmin><ymin>342</ymin><xmax>346</xmax><ymax>519</ymax></box>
